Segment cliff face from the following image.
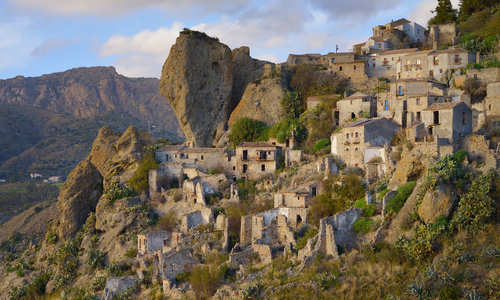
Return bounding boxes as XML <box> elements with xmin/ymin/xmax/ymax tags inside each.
<box><xmin>0</xmin><ymin>67</ymin><xmax>183</xmax><ymax>178</ymax></box>
<box><xmin>160</xmin><ymin>31</ymin><xmax>283</xmax><ymax>147</ymax></box>
<box><xmin>0</xmin><ymin>66</ymin><xmax>182</xmax><ymax>139</ymax></box>
<box><xmin>160</xmin><ymin>31</ymin><xmax>233</xmax><ymax>147</ymax></box>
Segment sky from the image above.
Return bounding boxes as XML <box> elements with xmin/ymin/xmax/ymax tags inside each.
<box><xmin>0</xmin><ymin>0</ymin><xmax>460</xmax><ymax>79</ymax></box>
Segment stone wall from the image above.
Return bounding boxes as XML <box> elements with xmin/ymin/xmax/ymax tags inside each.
<box><xmin>138</xmin><ymin>231</ymin><xmax>170</xmax><ymax>255</ymax></box>
<box><xmin>430</xmin><ymin>24</ymin><xmax>457</xmax><ymax>48</ymax></box>
<box><xmin>461</xmin><ymin>135</ymin><xmax>497</xmax><ymax>172</ymax></box>
<box><xmin>468</xmin><ymin>68</ymin><xmax>500</xmax><ymax>84</ymax></box>
<box><xmin>180</xmin><ymin>208</ymin><xmax>214</xmax><ymax>232</ymax></box>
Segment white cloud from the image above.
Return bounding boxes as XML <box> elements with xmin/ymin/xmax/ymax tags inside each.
<box><xmin>8</xmin><ymin>0</ymin><xmax>251</xmax><ymax>16</ymax></box>
<box><xmin>0</xmin><ymin>18</ymin><xmax>40</xmax><ymax>74</ymax></box>
<box><xmin>100</xmin><ymin>22</ymin><xmax>184</xmax><ymax>77</ymax></box>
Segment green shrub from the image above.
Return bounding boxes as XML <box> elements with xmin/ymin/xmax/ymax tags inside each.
<box><xmin>129</xmin><ymin>152</ymin><xmax>158</xmax><ymax>193</ymax></box>
<box><xmin>189</xmin><ymin>265</ymin><xmax>222</xmax><ymax>299</ymax></box>
<box><xmin>229</xmin><ymin>118</ymin><xmax>269</xmax><ymax>147</ymax></box>
<box><xmin>88</xmin><ymin>248</ymin><xmax>106</xmax><ymax>269</ymax></box>
<box><xmin>453</xmin><ymin>171</ymin><xmax>495</xmax><ymax>230</ymax></box>
<box><xmin>313</xmin><ymin>138</ymin><xmax>331</xmax><ymax>153</ymax></box>
<box><xmin>295</xmin><ymin>226</ymin><xmax>318</xmax><ymax>250</ymax></box>
<box><xmin>353</xmin><ymin>198</ymin><xmax>376</xmax><ymax>217</ymax></box>
<box><xmin>439</xmin><ymin>284</ymin><xmax>461</xmax><ymax>299</ymax></box>
<box><xmin>385</xmin><ymin>181</ymin><xmax>416</xmax><ymax>214</ymax></box>
<box><xmin>377</xmin><ymin>188</ymin><xmax>389</xmax><ymax>201</ymax></box>
<box><xmin>353</xmin><ymin>218</ymin><xmax>375</xmax><ymax>234</ymax></box>
<box><xmin>454</xmin><ymin>149</ymin><xmax>469</xmax><ymax>163</ymax></box>
<box><xmin>105</xmin><ymin>181</ymin><xmax>136</xmax><ymax>203</ymax></box>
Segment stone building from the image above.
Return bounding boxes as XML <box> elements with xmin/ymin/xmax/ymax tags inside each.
<box><xmin>377</xmin><ymin>79</ymin><xmax>447</xmax><ymax>127</ymax></box>
<box><xmin>298</xmin><ymin>209</ymin><xmax>361</xmax><ymax>261</ymax></box>
<box><xmin>137</xmin><ymin>231</ymin><xmax>171</xmax><ymax>255</ymax></box>
<box><xmin>273</xmin><ymin>181</ymin><xmax>318</xmax><ymax>209</ymax></box>
<box><xmin>337</xmin><ymin>92</ymin><xmax>377</xmax><ymax>127</ymax></box>
<box><xmin>430</xmin><ymin>23</ymin><xmax>458</xmax><ymax>49</ymax></box>
<box><xmin>398</xmin><ymin>48</ymin><xmax>475</xmax><ymax>82</ymax></box>
<box><xmin>366</xmin><ymin>48</ymin><xmax>419</xmax><ymax>78</ymax></box>
<box><xmin>330</xmin><ymin>60</ymin><xmax>368</xmax><ymax>82</ymax></box>
<box><xmin>421</xmin><ymin>102</ymin><xmax>472</xmax><ymax>144</ymax></box>
<box><xmin>485</xmin><ymin>82</ymin><xmax>500</xmax><ymax>118</ymax></box>
<box><xmin>156</xmin><ymin>145</ymin><xmax>232</xmax><ymax>173</ymax></box>
<box><xmin>235</xmin><ymin>142</ymin><xmax>282</xmax><ymax>180</ymax></box>
<box><xmin>331</xmin><ymin>118</ymin><xmax>401</xmax><ymax>168</ymax></box>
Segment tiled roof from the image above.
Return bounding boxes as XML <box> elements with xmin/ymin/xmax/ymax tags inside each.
<box><xmin>344</xmin><ymin>92</ymin><xmax>370</xmax><ymax>99</ymax></box>
<box><xmin>182</xmin><ymin>147</ymin><xmax>225</xmax><ymax>153</ymax></box>
<box><xmin>378</xmin><ymin>48</ymin><xmax>419</xmax><ymax>55</ymax></box>
<box><xmin>239</xmin><ymin>142</ymin><xmax>278</xmax><ymax>148</ymax></box>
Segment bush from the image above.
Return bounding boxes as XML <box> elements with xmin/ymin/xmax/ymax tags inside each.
<box><xmin>25</xmin><ymin>273</ymin><xmax>50</xmax><ymax>296</ymax></box>
<box><xmin>229</xmin><ymin>118</ymin><xmax>269</xmax><ymax>147</ymax></box>
<box><xmin>454</xmin><ymin>149</ymin><xmax>468</xmax><ymax>163</ymax></box>
<box><xmin>385</xmin><ymin>181</ymin><xmax>416</xmax><ymax>214</ymax></box>
<box><xmin>452</xmin><ymin>171</ymin><xmax>495</xmax><ymax>230</ymax></box>
<box><xmin>129</xmin><ymin>152</ymin><xmax>159</xmax><ymax>194</ymax></box>
<box><xmin>46</xmin><ymin>231</ymin><xmax>58</xmax><ymax>244</ymax></box>
<box><xmin>189</xmin><ymin>264</ymin><xmax>225</xmax><ymax>299</ymax></box>
<box><xmin>295</xmin><ymin>226</ymin><xmax>318</xmax><ymax>250</ymax></box>
<box><xmin>105</xmin><ymin>181</ymin><xmax>136</xmax><ymax>203</ymax></box>
<box><xmin>353</xmin><ymin>217</ymin><xmax>375</xmax><ymax>234</ymax></box>
<box><xmin>313</xmin><ymin>138</ymin><xmax>331</xmax><ymax>153</ymax></box>
<box><xmin>353</xmin><ymin>198</ymin><xmax>376</xmax><ymax>217</ymax></box>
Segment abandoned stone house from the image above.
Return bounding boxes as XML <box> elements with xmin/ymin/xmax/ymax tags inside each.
<box><xmin>156</xmin><ymin>145</ymin><xmax>232</xmax><ymax>173</ymax></box>
<box><xmin>421</xmin><ymin>101</ymin><xmax>472</xmax><ymax>144</ymax></box>
<box><xmin>331</xmin><ymin>118</ymin><xmax>401</xmax><ymax>168</ymax></box>
<box><xmin>377</xmin><ymin>79</ymin><xmax>447</xmax><ymax>126</ymax></box>
<box><xmin>330</xmin><ymin>60</ymin><xmax>368</xmax><ymax>82</ymax></box>
<box><xmin>138</xmin><ymin>230</ymin><xmax>178</xmax><ymax>256</ymax></box>
<box><xmin>337</xmin><ymin>92</ymin><xmax>377</xmax><ymax>127</ymax></box>
<box><xmin>355</xmin><ymin>18</ymin><xmax>425</xmax><ymax>55</ymax></box>
<box><xmin>366</xmin><ymin>48</ymin><xmax>419</xmax><ymax>78</ymax></box>
<box><xmin>485</xmin><ymin>82</ymin><xmax>500</xmax><ymax>118</ymax></box>
<box><xmin>273</xmin><ymin>181</ymin><xmax>319</xmax><ymax>209</ymax></box>
<box><xmin>298</xmin><ymin>209</ymin><xmax>361</xmax><ymax>260</ymax></box>
<box><xmin>398</xmin><ymin>48</ymin><xmax>475</xmax><ymax>82</ymax></box>
<box><xmin>235</xmin><ymin>142</ymin><xmax>283</xmax><ymax>180</ymax></box>
<box><xmin>429</xmin><ymin>23</ymin><xmax>458</xmax><ymax>49</ymax></box>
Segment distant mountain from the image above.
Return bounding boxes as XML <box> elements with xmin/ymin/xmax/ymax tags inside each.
<box><xmin>0</xmin><ymin>67</ymin><xmax>183</xmax><ymax>179</ymax></box>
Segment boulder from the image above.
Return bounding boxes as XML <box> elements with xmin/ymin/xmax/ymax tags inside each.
<box><xmin>57</xmin><ymin>159</ymin><xmax>103</xmax><ymax>239</ymax></box>
<box><xmin>160</xmin><ymin>30</ymin><xmax>233</xmax><ymax>147</ymax></box>
<box><xmin>418</xmin><ymin>185</ymin><xmax>457</xmax><ymax>224</ymax></box>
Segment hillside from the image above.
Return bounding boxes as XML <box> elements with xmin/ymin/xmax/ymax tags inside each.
<box><xmin>0</xmin><ymin>67</ymin><xmax>183</xmax><ymax>179</ymax></box>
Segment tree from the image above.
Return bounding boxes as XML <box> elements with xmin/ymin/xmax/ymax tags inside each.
<box><xmin>429</xmin><ymin>0</ymin><xmax>457</xmax><ymax>25</ymax></box>
<box><xmin>459</xmin><ymin>0</ymin><xmax>500</xmax><ymax>21</ymax></box>
<box><xmin>281</xmin><ymin>90</ymin><xmax>305</xmax><ymax>120</ymax></box>
<box><xmin>229</xmin><ymin>118</ymin><xmax>269</xmax><ymax>147</ymax></box>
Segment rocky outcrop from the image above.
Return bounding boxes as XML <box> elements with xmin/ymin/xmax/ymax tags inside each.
<box><xmin>228</xmin><ymin>77</ymin><xmax>285</xmax><ymax>126</ymax></box>
<box><xmin>160</xmin><ymin>30</ymin><xmax>233</xmax><ymax>147</ymax></box>
<box><xmin>56</xmin><ymin>159</ymin><xmax>103</xmax><ymax>239</ymax></box>
<box><xmin>230</xmin><ymin>46</ymin><xmax>268</xmax><ymax>111</ymax></box>
<box><xmin>160</xmin><ymin>30</ymin><xmax>282</xmax><ymax>147</ymax></box>
<box><xmin>418</xmin><ymin>185</ymin><xmax>457</xmax><ymax>224</ymax></box>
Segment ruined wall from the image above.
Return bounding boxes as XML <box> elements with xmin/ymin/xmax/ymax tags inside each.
<box><xmin>468</xmin><ymin>68</ymin><xmax>500</xmax><ymax>84</ymax></box>
<box><xmin>337</xmin><ymin>97</ymin><xmax>376</xmax><ymax>127</ymax></box>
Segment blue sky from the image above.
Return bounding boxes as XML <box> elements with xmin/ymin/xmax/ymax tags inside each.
<box><xmin>0</xmin><ymin>0</ymin><xmax>459</xmax><ymax>79</ymax></box>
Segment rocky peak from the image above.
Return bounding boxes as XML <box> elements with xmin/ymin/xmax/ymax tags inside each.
<box><xmin>160</xmin><ymin>30</ymin><xmax>233</xmax><ymax>147</ymax></box>
<box><xmin>160</xmin><ymin>31</ymin><xmax>278</xmax><ymax>147</ymax></box>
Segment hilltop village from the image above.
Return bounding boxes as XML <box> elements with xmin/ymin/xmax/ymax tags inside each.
<box><xmin>131</xmin><ymin>19</ymin><xmax>500</xmax><ymax>298</ymax></box>
<box><xmin>1</xmin><ymin>4</ymin><xmax>500</xmax><ymax>300</ymax></box>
